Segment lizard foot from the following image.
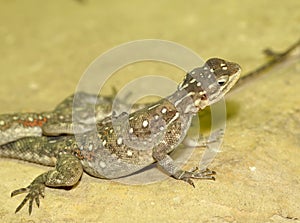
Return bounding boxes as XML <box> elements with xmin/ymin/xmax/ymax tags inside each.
<box><xmin>11</xmin><ymin>182</ymin><xmax>45</xmax><ymax>215</ymax></box>
<box><xmin>174</xmin><ymin>167</ymin><xmax>216</xmax><ymax>187</ymax></box>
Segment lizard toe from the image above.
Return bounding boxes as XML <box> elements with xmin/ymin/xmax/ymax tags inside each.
<box><xmin>12</xmin><ymin>182</ymin><xmax>45</xmax><ymax>214</ymax></box>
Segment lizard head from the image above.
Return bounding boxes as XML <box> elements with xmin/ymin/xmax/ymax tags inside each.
<box><xmin>177</xmin><ymin>58</ymin><xmax>241</xmax><ymax>112</ymax></box>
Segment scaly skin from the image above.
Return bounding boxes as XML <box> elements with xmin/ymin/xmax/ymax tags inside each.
<box><xmin>0</xmin><ymin>58</ymin><xmax>241</xmax><ymax>214</ymax></box>
<box><xmin>0</xmin><ymin>92</ymin><xmax>145</xmax><ymax>145</ymax></box>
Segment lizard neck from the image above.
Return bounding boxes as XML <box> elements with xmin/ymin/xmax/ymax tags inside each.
<box><xmin>167</xmin><ymin>90</ymin><xmax>199</xmax><ymax>115</ymax></box>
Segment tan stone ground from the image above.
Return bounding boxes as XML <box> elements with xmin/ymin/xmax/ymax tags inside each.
<box><xmin>0</xmin><ymin>0</ymin><xmax>299</xmax><ymax>222</ymax></box>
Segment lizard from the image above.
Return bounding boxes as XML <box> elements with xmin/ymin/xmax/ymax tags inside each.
<box><xmin>2</xmin><ymin>38</ymin><xmax>297</xmax><ymax>148</ymax></box>
<box><xmin>0</xmin><ymin>58</ymin><xmax>241</xmax><ymax>214</ymax></box>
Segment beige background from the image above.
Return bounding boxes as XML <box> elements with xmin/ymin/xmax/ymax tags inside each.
<box><xmin>0</xmin><ymin>0</ymin><xmax>299</xmax><ymax>222</ymax></box>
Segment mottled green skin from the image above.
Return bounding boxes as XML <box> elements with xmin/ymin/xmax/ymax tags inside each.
<box><xmin>0</xmin><ymin>58</ymin><xmax>241</xmax><ymax>214</ymax></box>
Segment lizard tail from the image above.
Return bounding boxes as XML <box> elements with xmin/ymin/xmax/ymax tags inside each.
<box><xmin>0</xmin><ymin>136</ymin><xmax>57</xmax><ymax>166</ymax></box>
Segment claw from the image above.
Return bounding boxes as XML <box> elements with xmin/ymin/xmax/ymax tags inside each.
<box><xmin>192</xmin><ymin>168</ymin><xmax>216</xmax><ymax>180</ymax></box>
<box><xmin>188</xmin><ymin>166</ymin><xmax>199</xmax><ymax>173</ymax></box>
<box><xmin>176</xmin><ymin>167</ymin><xmax>216</xmax><ymax>186</ymax></box>
<box><xmin>197</xmin><ymin>168</ymin><xmax>216</xmax><ymax>176</ymax></box>
<box><xmin>187</xmin><ymin>179</ymin><xmax>195</xmax><ymax>188</ymax></box>
<box><xmin>181</xmin><ymin>177</ymin><xmax>195</xmax><ymax>187</ymax></box>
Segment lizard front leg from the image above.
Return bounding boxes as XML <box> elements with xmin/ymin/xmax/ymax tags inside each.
<box><xmin>153</xmin><ymin>145</ymin><xmax>215</xmax><ymax>187</ymax></box>
<box><xmin>11</xmin><ymin>154</ymin><xmax>83</xmax><ymax>214</ymax></box>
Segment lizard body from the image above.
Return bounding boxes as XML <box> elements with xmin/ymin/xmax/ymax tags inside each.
<box><xmin>0</xmin><ymin>58</ymin><xmax>241</xmax><ymax>214</ymax></box>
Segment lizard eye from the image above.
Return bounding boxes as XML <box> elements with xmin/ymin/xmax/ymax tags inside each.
<box><xmin>217</xmin><ymin>75</ymin><xmax>229</xmax><ymax>86</ymax></box>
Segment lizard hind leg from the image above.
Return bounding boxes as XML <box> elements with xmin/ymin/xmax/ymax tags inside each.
<box><xmin>11</xmin><ymin>154</ymin><xmax>83</xmax><ymax>215</ymax></box>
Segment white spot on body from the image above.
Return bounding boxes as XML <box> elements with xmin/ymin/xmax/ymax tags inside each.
<box><xmin>181</xmin><ymin>83</ymin><xmax>189</xmax><ymax>89</ymax></box>
<box><xmin>127</xmin><ymin>150</ymin><xmax>133</xmax><ymax>156</ymax></box>
<box><xmin>117</xmin><ymin>137</ymin><xmax>123</xmax><ymax>145</ymax></box>
<box><xmin>28</xmin><ymin>117</ymin><xmax>34</xmax><ymax>122</ymax></box>
<box><xmin>0</xmin><ymin>120</ymin><xmax>4</xmax><ymax>125</ymax></box>
<box><xmin>129</xmin><ymin>128</ymin><xmax>134</xmax><ymax>134</ymax></box>
<box><xmin>189</xmin><ymin>78</ymin><xmax>196</xmax><ymax>83</ymax></box>
<box><xmin>191</xmin><ymin>71</ymin><xmax>196</xmax><ymax>75</ymax></box>
<box><xmin>12</xmin><ymin>116</ymin><xmax>18</xmax><ymax>120</ymax></box>
<box><xmin>88</xmin><ymin>144</ymin><xmax>93</xmax><ymax>151</ymax></box>
<box><xmin>154</xmin><ymin>114</ymin><xmax>159</xmax><ymax>120</ymax></box>
<box><xmin>199</xmin><ymin>90</ymin><xmax>206</xmax><ymax>95</ymax></box>
<box><xmin>210</xmin><ymin>68</ymin><xmax>214</xmax><ymax>72</ymax></box>
<box><xmin>102</xmin><ymin>140</ymin><xmax>107</xmax><ymax>146</ymax></box>
<box><xmin>222</xmin><ymin>66</ymin><xmax>228</xmax><ymax>70</ymax></box>
<box><xmin>49</xmin><ymin>140</ymin><xmax>57</xmax><ymax>144</ymax></box>
<box><xmin>161</xmin><ymin>108</ymin><xmax>167</xmax><ymax>114</ymax></box>
<box><xmin>168</xmin><ymin>112</ymin><xmax>180</xmax><ymax>124</ymax></box>
<box><xmin>100</xmin><ymin>161</ymin><xmax>106</xmax><ymax>168</ymax></box>
<box><xmin>142</xmin><ymin>120</ymin><xmax>149</xmax><ymax>128</ymax></box>
<box><xmin>197</xmin><ymin>82</ymin><xmax>201</xmax><ymax>87</ymax></box>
